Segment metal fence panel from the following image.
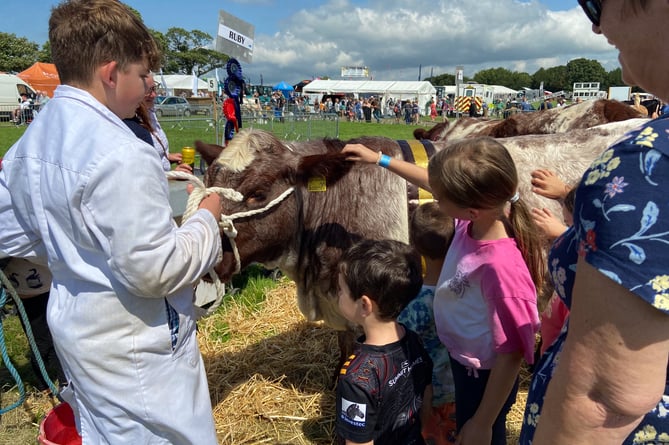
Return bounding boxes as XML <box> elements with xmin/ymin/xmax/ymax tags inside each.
<box><xmin>155</xmin><ymin>112</ymin><xmax>339</xmax><ymax>144</ymax></box>
<box><xmin>1</xmin><ymin>107</ymin><xmax>340</xmax><ymax>143</ymax></box>
<box><xmin>239</xmin><ymin>112</ymin><xmax>339</xmax><ymax>141</ymax></box>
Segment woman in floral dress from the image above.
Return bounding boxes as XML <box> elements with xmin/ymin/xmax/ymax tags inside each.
<box><xmin>520</xmin><ymin>1</ymin><xmax>669</xmax><ymax>444</ymax></box>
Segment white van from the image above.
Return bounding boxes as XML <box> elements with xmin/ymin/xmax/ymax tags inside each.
<box><xmin>0</xmin><ymin>73</ymin><xmax>36</xmax><ymax>122</ymax></box>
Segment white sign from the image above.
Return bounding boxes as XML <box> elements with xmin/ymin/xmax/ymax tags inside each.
<box><xmin>216</xmin><ymin>10</ymin><xmax>255</xmax><ymax>64</ymax></box>
<box><xmin>208</xmin><ymin>78</ymin><xmax>216</xmax><ymax>92</ymax></box>
<box><xmin>218</xmin><ymin>23</ymin><xmax>254</xmax><ymax>51</ymax></box>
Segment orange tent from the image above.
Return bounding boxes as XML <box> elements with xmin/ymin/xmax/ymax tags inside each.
<box><xmin>18</xmin><ymin>62</ymin><xmax>60</xmax><ymax>97</ymax></box>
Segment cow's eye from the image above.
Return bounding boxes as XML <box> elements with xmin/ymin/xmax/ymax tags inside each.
<box><xmin>246</xmin><ymin>191</ymin><xmax>266</xmax><ymax>204</ymax></box>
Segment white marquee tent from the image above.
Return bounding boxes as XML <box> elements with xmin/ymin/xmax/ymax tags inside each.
<box><xmin>156</xmin><ymin>74</ymin><xmax>209</xmax><ymax>96</ymax></box>
<box><xmin>492</xmin><ymin>85</ymin><xmax>519</xmax><ymax>96</ymax></box>
<box><xmin>302</xmin><ymin>80</ymin><xmax>437</xmax><ymax>114</ymax></box>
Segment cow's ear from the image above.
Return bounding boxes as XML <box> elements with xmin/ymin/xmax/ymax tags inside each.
<box><xmin>414</xmin><ymin>127</ymin><xmax>430</xmax><ymax>140</ymax></box>
<box><xmin>489</xmin><ymin>117</ymin><xmax>519</xmax><ymax>138</ymax></box>
<box><xmin>296</xmin><ymin>152</ymin><xmax>353</xmax><ymax>186</ymax></box>
<box><xmin>194</xmin><ymin>140</ymin><xmax>224</xmax><ymax>165</ymax></box>
<box><xmin>420</xmin><ymin>120</ymin><xmax>450</xmax><ymax>141</ymax></box>
<box><xmin>602</xmin><ymin>99</ymin><xmax>647</xmax><ymax>121</ymax></box>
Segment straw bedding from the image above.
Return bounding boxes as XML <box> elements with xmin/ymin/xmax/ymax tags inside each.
<box><xmin>199</xmin><ymin>280</ymin><xmax>340</xmax><ymax>444</ymax></box>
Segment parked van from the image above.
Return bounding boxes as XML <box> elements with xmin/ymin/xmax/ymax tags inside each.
<box><xmin>0</xmin><ymin>74</ymin><xmax>36</xmax><ymax>122</ymax></box>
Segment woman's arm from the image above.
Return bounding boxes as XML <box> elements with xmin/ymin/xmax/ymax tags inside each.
<box><xmin>342</xmin><ymin>143</ymin><xmax>432</xmax><ymax>191</ymax></box>
<box><xmin>456</xmin><ymin>351</ymin><xmax>523</xmax><ymax>445</ymax></box>
<box><xmin>533</xmin><ymin>258</ymin><xmax>669</xmax><ymax>444</ymax></box>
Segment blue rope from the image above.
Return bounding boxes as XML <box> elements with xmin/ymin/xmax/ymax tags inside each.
<box><xmin>0</xmin><ymin>268</ymin><xmax>60</xmax><ymax>415</ymax></box>
<box><xmin>0</xmin><ymin>286</ymin><xmax>26</xmax><ymax>414</ymax></box>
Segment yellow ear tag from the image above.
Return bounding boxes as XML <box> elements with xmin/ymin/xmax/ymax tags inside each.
<box><xmin>307</xmin><ymin>175</ymin><xmax>327</xmax><ymax>192</ymax></box>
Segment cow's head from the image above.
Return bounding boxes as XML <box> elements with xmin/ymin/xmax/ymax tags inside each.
<box><xmin>196</xmin><ymin>129</ymin><xmax>354</xmax><ymax>283</ymax></box>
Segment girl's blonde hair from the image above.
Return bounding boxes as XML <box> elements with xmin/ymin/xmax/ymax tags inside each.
<box><xmin>427</xmin><ymin>137</ymin><xmax>545</xmax><ymax>291</ymax></box>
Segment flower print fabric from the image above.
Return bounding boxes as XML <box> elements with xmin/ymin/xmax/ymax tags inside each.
<box><xmin>520</xmin><ymin>115</ymin><xmax>669</xmax><ymax>444</ymax></box>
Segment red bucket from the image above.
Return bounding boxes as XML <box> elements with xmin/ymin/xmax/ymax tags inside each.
<box><xmin>38</xmin><ymin>402</ymin><xmax>82</xmax><ymax>445</ymax></box>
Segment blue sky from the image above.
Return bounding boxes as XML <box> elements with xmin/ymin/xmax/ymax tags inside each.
<box><xmin>0</xmin><ymin>0</ymin><xmax>617</xmax><ymax>86</ymax></box>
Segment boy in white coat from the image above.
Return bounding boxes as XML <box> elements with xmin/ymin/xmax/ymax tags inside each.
<box><xmin>0</xmin><ymin>1</ymin><xmax>223</xmax><ymax>443</ymax></box>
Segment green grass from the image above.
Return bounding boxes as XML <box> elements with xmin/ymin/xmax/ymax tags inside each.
<box><xmin>0</xmin><ymin>115</ymin><xmax>432</xmax><ymax>158</ymax></box>
<box><xmin>0</xmin><ymin>124</ymin><xmax>26</xmax><ymax>157</ymax></box>
<box><xmin>0</xmin><ymin>306</ymin><xmax>35</xmax><ymax>386</ymax></box>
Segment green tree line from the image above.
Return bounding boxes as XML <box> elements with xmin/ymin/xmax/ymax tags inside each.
<box><xmin>425</xmin><ymin>58</ymin><xmax>640</xmax><ymax>93</ymax></box>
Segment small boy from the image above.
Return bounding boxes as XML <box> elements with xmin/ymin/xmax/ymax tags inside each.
<box><xmin>336</xmin><ymin>239</ymin><xmax>433</xmax><ymax>445</ymax></box>
<box><xmin>398</xmin><ymin>202</ymin><xmax>457</xmax><ymax>445</ymax></box>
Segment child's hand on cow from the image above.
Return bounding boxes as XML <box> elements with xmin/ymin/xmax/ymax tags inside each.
<box><xmin>531</xmin><ymin>207</ymin><xmax>567</xmax><ymax>240</ymax></box>
<box><xmin>342</xmin><ymin>143</ymin><xmax>379</xmax><ymax>164</ymax></box>
<box><xmin>530</xmin><ymin>169</ymin><xmax>569</xmax><ymax>200</ymax></box>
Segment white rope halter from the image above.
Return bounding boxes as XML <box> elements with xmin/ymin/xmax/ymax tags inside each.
<box><xmin>165</xmin><ymin>170</ymin><xmax>294</xmax><ymax>280</ymax></box>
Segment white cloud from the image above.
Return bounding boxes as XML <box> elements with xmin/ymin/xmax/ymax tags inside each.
<box><xmin>242</xmin><ymin>0</ymin><xmax>619</xmax><ymax>86</ymax></box>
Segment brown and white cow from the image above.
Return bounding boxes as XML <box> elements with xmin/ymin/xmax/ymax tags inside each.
<box><xmin>198</xmin><ymin>131</ymin><xmax>410</xmax><ymax>340</ymax></box>
<box><xmin>414</xmin><ymin>99</ymin><xmax>647</xmax><ymax>142</ymax></box>
<box><xmin>196</xmin><ymin>118</ymin><xmax>646</xmax><ymax>349</ymax></box>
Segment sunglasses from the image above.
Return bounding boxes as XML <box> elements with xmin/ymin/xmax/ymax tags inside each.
<box><xmin>578</xmin><ymin>0</ymin><xmax>602</xmax><ymax>26</ymax></box>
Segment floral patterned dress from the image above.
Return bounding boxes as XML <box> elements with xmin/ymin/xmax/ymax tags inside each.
<box><xmin>520</xmin><ymin>115</ymin><xmax>669</xmax><ymax>444</ymax></box>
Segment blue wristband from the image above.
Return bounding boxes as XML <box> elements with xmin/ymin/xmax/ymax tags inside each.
<box><xmin>378</xmin><ymin>154</ymin><xmax>391</xmax><ymax>168</ymax></box>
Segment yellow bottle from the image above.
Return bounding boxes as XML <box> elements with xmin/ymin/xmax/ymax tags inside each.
<box><xmin>181</xmin><ymin>146</ymin><xmax>195</xmax><ymax>169</ymax></box>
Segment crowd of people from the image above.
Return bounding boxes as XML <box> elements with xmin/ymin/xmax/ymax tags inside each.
<box><xmin>220</xmin><ymin>87</ymin><xmax>668</xmax><ymax>129</ymax></box>
<box><xmin>1</xmin><ymin>1</ymin><xmax>667</xmax><ymax>444</ymax></box>
<box><xmin>248</xmin><ymin>93</ymin><xmax>450</xmax><ymax>124</ymax></box>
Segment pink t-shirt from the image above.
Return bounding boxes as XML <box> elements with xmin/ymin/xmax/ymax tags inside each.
<box><xmin>434</xmin><ymin>219</ymin><xmax>540</xmax><ymax>369</ymax></box>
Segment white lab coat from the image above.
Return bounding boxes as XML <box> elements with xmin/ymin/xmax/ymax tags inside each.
<box><xmin>0</xmin><ymin>85</ymin><xmax>221</xmax><ymax>444</ymax></box>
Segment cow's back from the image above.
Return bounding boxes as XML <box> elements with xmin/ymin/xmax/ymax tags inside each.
<box><xmin>493</xmin><ymin>119</ymin><xmax>647</xmax><ymax>216</ymax></box>
<box><xmin>416</xmin><ymin>99</ymin><xmax>646</xmax><ymax>142</ymax></box>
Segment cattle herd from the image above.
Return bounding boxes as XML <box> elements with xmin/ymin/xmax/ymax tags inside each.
<box><xmin>195</xmin><ymin>99</ymin><xmax>649</xmax><ymax>356</ymax></box>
